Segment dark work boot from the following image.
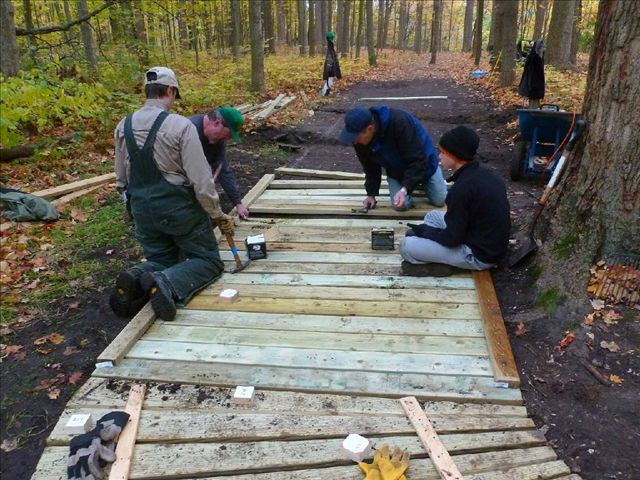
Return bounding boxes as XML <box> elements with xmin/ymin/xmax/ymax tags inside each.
<box><xmin>109</xmin><ymin>270</ymin><xmax>147</xmax><ymax>318</ymax></box>
<box><xmin>401</xmin><ymin>260</ymin><xmax>455</xmax><ymax>277</ymax></box>
<box><xmin>140</xmin><ymin>272</ymin><xmax>176</xmax><ymax>321</ymax></box>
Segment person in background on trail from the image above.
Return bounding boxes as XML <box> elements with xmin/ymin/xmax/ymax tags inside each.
<box><xmin>339</xmin><ymin>106</ymin><xmax>448</xmax><ymax>210</ymax></box>
<box><xmin>111</xmin><ymin>67</ymin><xmax>234</xmax><ymax>321</ymax></box>
<box><xmin>188</xmin><ymin>107</ymin><xmax>250</xmax><ymax>219</ymax></box>
<box><xmin>399</xmin><ymin>126</ymin><xmax>511</xmax><ymax>277</ymax></box>
<box><xmin>322</xmin><ymin>31</ymin><xmax>341</xmax><ymax>96</ymax></box>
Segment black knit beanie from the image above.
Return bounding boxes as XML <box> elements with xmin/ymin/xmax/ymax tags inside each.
<box><xmin>439</xmin><ymin>126</ymin><xmax>480</xmax><ymax>163</ymax></box>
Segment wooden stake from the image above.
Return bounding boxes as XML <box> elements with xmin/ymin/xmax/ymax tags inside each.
<box><xmin>109</xmin><ymin>383</ymin><xmax>146</xmax><ymax>480</ymax></box>
<box><xmin>400</xmin><ymin>396</ymin><xmax>464</xmax><ymax>480</ymax></box>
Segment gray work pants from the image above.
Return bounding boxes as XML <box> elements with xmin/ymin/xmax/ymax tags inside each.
<box><xmin>399</xmin><ymin>211</ymin><xmax>494</xmax><ymax>270</ymax></box>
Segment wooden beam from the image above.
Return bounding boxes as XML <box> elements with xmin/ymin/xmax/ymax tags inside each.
<box><xmin>50</xmin><ymin>183</ymin><xmax>107</xmax><ymax>206</ymax></box>
<box><xmin>400</xmin><ymin>396</ymin><xmax>464</xmax><ymax>480</ymax></box>
<box><xmin>32</xmin><ymin>172</ymin><xmax>116</xmax><ymax>199</ymax></box>
<box><xmin>109</xmin><ymin>383</ymin><xmax>146</xmax><ymax>480</ymax></box>
<box><xmin>97</xmin><ymin>302</ymin><xmax>156</xmax><ymax>365</ymax></box>
<box><xmin>473</xmin><ymin>271</ymin><xmax>520</xmax><ymax>388</ymax></box>
<box><xmin>275</xmin><ymin>168</ymin><xmax>387</xmax><ymax>180</ymax></box>
<box><xmin>249</xmin><ymin>204</ymin><xmax>439</xmax><ymax>217</ymax></box>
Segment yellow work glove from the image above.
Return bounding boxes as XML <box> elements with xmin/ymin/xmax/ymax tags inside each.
<box><xmin>214</xmin><ymin>212</ymin><xmax>234</xmax><ymax>235</ymax></box>
<box><xmin>358</xmin><ymin>444</ymin><xmax>410</xmax><ymax>480</ymax></box>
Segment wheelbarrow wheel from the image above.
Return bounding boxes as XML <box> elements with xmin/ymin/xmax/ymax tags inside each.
<box><xmin>510</xmin><ymin>141</ymin><xmax>528</xmax><ymax>181</ymax></box>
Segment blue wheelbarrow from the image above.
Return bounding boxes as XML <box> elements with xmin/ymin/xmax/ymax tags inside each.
<box><xmin>511</xmin><ymin>105</ymin><xmax>581</xmax><ymax>181</ymax></box>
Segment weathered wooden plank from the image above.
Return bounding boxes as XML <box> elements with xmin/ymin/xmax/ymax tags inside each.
<box><xmin>249</xmin><ymin>204</ymin><xmax>439</xmax><ymax>217</ymax></box>
<box><xmin>229</xmin><ymin>174</ymin><xmax>275</xmax><ymax>218</ymax></box>
<box><xmin>97</xmin><ymin>302</ymin><xmax>156</xmax><ymax>365</ymax></box>
<box><xmin>50</xmin><ymin>183</ymin><xmax>106</xmax><ymax>206</ymax></box>
<box><xmin>261</xmin><ymin>188</ymin><xmax>402</xmax><ymax>196</ymax></box>
<box><xmin>169</xmin><ymin>310</ymin><xmax>485</xmax><ymax>337</ymax></box>
<box><xmin>222</xmin><ymin>240</ymin><xmax>402</xmax><ymax>253</ymax></box>
<box><xmin>275</xmin><ymin>167</ymin><xmax>378</xmax><ymax>180</ymax></box>
<box><xmin>238</xmin><ymin>217</ymin><xmax>417</xmax><ymax>228</ymax></box>
<box><xmin>109</xmin><ymin>384</ymin><xmax>146</xmax><ymax>480</ymax></box>
<box><xmin>473</xmin><ymin>271</ymin><xmax>520</xmax><ymax>388</ymax></box>
<box><xmin>200</xmin><ymin>283</ymin><xmax>479</xmax><ymax>304</ymax></box>
<box><xmin>93</xmin><ymin>359</ymin><xmax>523</xmax><ymax>404</ymax></box>
<box><xmin>222</xmin><ymin>260</ymin><xmax>405</xmax><ymax>276</ymax></box>
<box><xmin>48</xmin><ymin>408</ymin><xmax>535</xmax><ymax>445</ymax></box>
<box><xmin>269</xmin><ymin>179</ymin><xmax>389</xmax><ymax>189</ymax></box>
<box><xmin>141</xmin><ymin>324</ymin><xmax>488</xmax><ymax>355</ymax></box>
<box><xmin>127</xmin><ymin>340</ymin><xmax>493</xmax><ymax>376</ymax></box>
<box><xmin>401</xmin><ymin>396</ymin><xmax>463</xmax><ymax>480</ymax></box>
<box><xmin>70</xmin><ymin>378</ymin><xmax>529</xmax><ymax>417</ymax></box>
<box><xmin>256</xmin><ymin>198</ymin><xmax>435</xmax><ymax>206</ymax></box>
<box><xmin>185</xmin><ymin>296</ymin><xmax>483</xmax><ymax>320</ymax></box>
<box><xmin>33</xmin><ymin>172</ymin><xmax>115</xmax><ymax>199</ymax></box>
<box><xmin>220</xmin><ymin>250</ymin><xmax>401</xmax><ymax>264</ymax></box>
<box><xmin>32</xmin><ymin>446</ymin><xmax>557</xmax><ymax>480</ymax></box>
<box><xmin>216</xmin><ymin>272</ymin><xmax>476</xmax><ymax>290</ymax></box>
<box><xmin>464</xmin><ymin>461</ymin><xmax>571</xmax><ymax>479</ymax></box>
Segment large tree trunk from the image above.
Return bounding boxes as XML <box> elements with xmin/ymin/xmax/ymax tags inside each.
<box><xmin>414</xmin><ymin>0</ymin><xmax>424</xmax><ymax>54</ymax></box>
<box><xmin>341</xmin><ymin>0</ymin><xmax>352</xmax><ymax>58</ymax></box>
<box><xmin>473</xmin><ymin>0</ymin><xmax>484</xmax><ymax>65</ymax></box>
<box><xmin>382</xmin><ymin>0</ymin><xmax>393</xmax><ymax>50</ymax></box>
<box><xmin>488</xmin><ymin>0</ymin><xmax>497</xmax><ymax>51</ymax></box>
<box><xmin>570</xmin><ymin>0</ymin><xmax>582</xmax><ymax>67</ymax></box>
<box><xmin>355</xmin><ymin>0</ymin><xmax>364</xmax><ymax>60</ymax></box>
<box><xmin>231</xmin><ymin>0</ymin><xmax>241</xmax><ymax>62</ymax></box>
<box><xmin>276</xmin><ymin>0</ymin><xmax>286</xmax><ymax>44</ymax></box>
<box><xmin>399</xmin><ymin>0</ymin><xmax>408</xmax><ymax>50</ymax></box>
<box><xmin>264</xmin><ymin>0</ymin><xmax>276</xmax><ymax>54</ymax></box>
<box><xmin>77</xmin><ymin>0</ymin><xmax>98</xmax><ymax>74</ymax></box>
<box><xmin>133</xmin><ymin>0</ymin><xmax>149</xmax><ymax>66</ymax></box>
<box><xmin>497</xmin><ymin>0</ymin><xmax>518</xmax><ymax>86</ymax></box>
<box><xmin>430</xmin><ymin>0</ymin><xmax>442</xmax><ymax>64</ymax></box>
<box><xmin>249</xmin><ymin>0</ymin><xmax>265</xmax><ymax>92</ymax></box>
<box><xmin>23</xmin><ymin>0</ymin><xmax>37</xmax><ymax>61</ymax></box>
<box><xmin>308</xmin><ymin>0</ymin><xmax>316</xmax><ymax>55</ymax></box>
<box><xmin>377</xmin><ymin>0</ymin><xmax>385</xmax><ymax>49</ymax></box>
<box><xmin>178</xmin><ymin>0</ymin><xmax>189</xmax><ymax>49</ymax></box>
<box><xmin>533</xmin><ymin>0</ymin><xmax>548</xmax><ymax>40</ymax></box>
<box><xmin>546</xmin><ymin>0</ymin><xmax>575</xmax><ymax>69</ymax></box>
<box><xmin>63</xmin><ymin>0</ymin><xmax>77</xmax><ymax>40</ymax></box>
<box><xmin>491</xmin><ymin>0</ymin><xmax>505</xmax><ymax>68</ymax></box>
<box><xmin>462</xmin><ymin>0</ymin><xmax>475</xmax><ymax>52</ymax></box>
<box><xmin>327</xmin><ymin>0</ymin><xmax>333</xmax><ymax>34</ymax></box>
<box><xmin>0</xmin><ymin>0</ymin><xmax>21</xmax><ymax>78</ymax></box>
<box><xmin>337</xmin><ymin>0</ymin><xmax>344</xmax><ymax>53</ymax></box>
<box><xmin>366</xmin><ymin>0</ymin><xmax>377</xmax><ymax>66</ymax></box>
<box><xmin>298</xmin><ymin>0</ymin><xmax>307</xmax><ymax>55</ymax></box>
<box><xmin>537</xmin><ymin>0</ymin><xmax>640</xmax><ymax>305</ymax></box>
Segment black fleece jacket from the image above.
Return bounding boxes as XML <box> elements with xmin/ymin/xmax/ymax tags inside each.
<box><xmin>417</xmin><ymin>161</ymin><xmax>511</xmax><ymax>264</ymax></box>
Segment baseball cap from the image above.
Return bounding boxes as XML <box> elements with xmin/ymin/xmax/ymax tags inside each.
<box><xmin>218</xmin><ymin>107</ymin><xmax>244</xmax><ymax>142</ymax></box>
<box><xmin>145</xmin><ymin>67</ymin><xmax>182</xmax><ymax>99</ymax></box>
<box><xmin>340</xmin><ymin>107</ymin><xmax>373</xmax><ymax>144</ymax></box>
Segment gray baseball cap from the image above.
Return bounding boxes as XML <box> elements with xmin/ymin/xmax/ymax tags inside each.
<box><xmin>145</xmin><ymin>67</ymin><xmax>181</xmax><ymax>99</ymax></box>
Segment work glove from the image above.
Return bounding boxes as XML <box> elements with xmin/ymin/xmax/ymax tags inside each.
<box><xmin>67</xmin><ymin>411</ymin><xmax>130</xmax><ymax>480</ymax></box>
<box><xmin>214</xmin><ymin>212</ymin><xmax>235</xmax><ymax>235</ymax></box>
<box><xmin>359</xmin><ymin>444</ymin><xmax>410</xmax><ymax>480</ymax></box>
<box><xmin>406</xmin><ymin>223</ymin><xmax>431</xmax><ymax>239</ymax></box>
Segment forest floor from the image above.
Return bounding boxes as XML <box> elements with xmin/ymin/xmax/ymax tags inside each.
<box><xmin>1</xmin><ymin>52</ymin><xmax>637</xmax><ymax>480</ymax></box>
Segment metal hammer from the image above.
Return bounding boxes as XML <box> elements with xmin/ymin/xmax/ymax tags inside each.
<box><xmin>225</xmin><ymin>231</ymin><xmax>251</xmax><ymax>273</ymax></box>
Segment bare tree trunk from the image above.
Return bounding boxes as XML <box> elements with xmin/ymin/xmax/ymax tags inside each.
<box><xmin>0</xmin><ymin>0</ymin><xmax>21</xmax><ymax>78</ymax></box>
<box><xmin>298</xmin><ymin>0</ymin><xmax>307</xmax><ymax>54</ymax></box>
<box><xmin>249</xmin><ymin>0</ymin><xmax>265</xmax><ymax>92</ymax></box>
<box><xmin>382</xmin><ymin>0</ymin><xmax>393</xmax><ymax>50</ymax></box>
<box><xmin>488</xmin><ymin>0</ymin><xmax>496</xmax><ymax>50</ymax></box>
<box><xmin>77</xmin><ymin>0</ymin><xmax>98</xmax><ymax>74</ymax></box>
<box><xmin>263</xmin><ymin>0</ymin><xmax>276</xmax><ymax>53</ymax></box>
<box><xmin>399</xmin><ymin>0</ymin><xmax>408</xmax><ymax>50</ymax></box>
<box><xmin>445</xmin><ymin>0</ymin><xmax>454</xmax><ymax>51</ymax></box>
<box><xmin>414</xmin><ymin>0</ymin><xmax>423</xmax><ymax>54</ymax></box>
<box><xmin>430</xmin><ymin>0</ymin><xmax>442</xmax><ymax>64</ymax></box>
<box><xmin>178</xmin><ymin>0</ymin><xmax>189</xmax><ymax>49</ymax></box>
<box><xmin>355</xmin><ymin>0</ymin><xmax>364</xmax><ymax>59</ymax></box>
<box><xmin>473</xmin><ymin>0</ymin><xmax>484</xmax><ymax>65</ymax></box>
<box><xmin>327</xmin><ymin>0</ymin><xmax>333</xmax><ymax>33</ymax></box>
<box><xmin>341</xmin><ymin>0</ymin><xmax>352</xmax><ymax>57</ymax></box>
<box><xmin>538</xmin><ymin>0</ymin><xmax>640</xmax><ymax>305</ymax></box>
<box><xmin>132</xmin><ymin>0</ymin><xmax>149</xmax><ymax>66</ymax></box>
<box><xmin>337</xmin><ymin>0</ymin><xmax>344</xmax><ymax>52</ymax></box>
<box><xmin>570</xmin><ymin>0</ymin><xmax>582</xmax><ymax>66</ymax></box>
<box><xmin>541</xmin><ymin>0</ymin><xmax>551</xmax><ymax>40</ymax></box>
<box><xmin>308</xmin><ymin>0</ymin><xmax>316</xmax><ymax>55</ymax></box>
<box><xmin>378</xmin><ymin>0</ymin><xmax>386</xmax><ymax>49</ymax></box>
<box><xmin>276</xmin><ymin>0</ymin><xmax>286</xmax><ymax>43</ymax></box>
<box><xmin>498</xmin><ymin>0</ymin><xmax>518</xmax><ymax>86</ymax></box>
<box><xmin>367</xmin><ymin>0</ymin><xmax>377</xmax><ymax>66</ymax></box>
<box><xmin>316</xmin><ymin>0</ymin><xmax>325</xmax><ymax>50</ymax></box>
<box><xmin>546</xmin><ymin>0</ymin><xmax>575</xmax><ymax>69</ymax></box>
<box><xmin>533</xmin><ymin>0</ymin><xmax>547</xmax><ymax>39</ymax></box>
<box><xmin>23</xmin><ymin>0</ymin><xmax>37</xmax><ymax>61</ymax></box>
<box><xmin>231</xmin><ymin>0</ymin><xmax>241</xmax><ymax>62</ymax></box>
<box><xmin>462</xmin><ymin>0</ymin><xmax>475</xmax><ymax>51</ymax></box>
<box><xmin>491</xmin><ymin>0</ymin><xmax>505</xmax><ymax>67</ymax></box>
<box><xmin>349</xmin><ymin>0</ymin><xmax>357</xmax><ymax>54</ymax></box>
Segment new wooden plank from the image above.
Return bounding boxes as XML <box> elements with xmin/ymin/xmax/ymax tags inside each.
<box><xmin>222</xmin><ymin>249</ymin><xmax>402</xmax><ymax>264</ymax></box>
<box><xmin>257</xmin><ymin>197</ymin><xmax>434</xmax><ymax>205</ymax></box>
<box><xmin>261</xmin><ymin>188</ymin><xmax>403</xmax><ymax>196</ymax></box>
<box><xmin>169</xmin><ymin>310</ymin><xmax>485</xmax><ymax>337</ymax></box>
<box><xmin>186</xmin><ymin>296</ymin><xmax>483</xmax><ymax>320</ymax></box>
<box><xmin>33</xmin><ymin>172</ymin><xmax>116</xmax><ymax>199</ymax></box>
<box><xmin>249</xmin><ymin>204</ymin><xmax>438</xmax><ymax>217</ymax></box>
<box><xmin>141</xmin><ymin>324</ymin><xmax>488</xmax><ymax>355</ymax></box>
<box><xmin>50</xmin><ymin>183</ymin><xmax>106</xmax><ymax>206</ymax></box>
<box><xmin>222</xmin><ymin>260</ymin><xmax>405</xmax><ymax>276</ymax></box>
<box><xmin>127</xmin><ymin>340</ymin><xmax>493</xmax><ymax>376</ymax></box>
<box><xmin>401</xmin><ymin>396</ymin><xmax>463</xmax><ymax>480</ymax></box>
<box><xmin>200</xmin><ymin>283</ymin><xmax>480</xmax><ymax>304</ymax></box>
<box><xmin>32</xmin><ymin>446</ymin><xmax>557</xmax><ymax>480</ymax></box>
<box><xmin>269</xmin><ymin>179</ymin><xmax>389</xmax><ymax>189</ymax></box>
<box><xmin>109</xmin><ymin>384</ymin><xmax>146</xmax><ymax>480</ymax></box>
<box><xmin>230</xmin><ymin>173</ymin><xmax>275</xmax><ymax>217</ymax></box>
<box><xmin>70</xmin><ymin>378</ymin><xmax>529</xmax><ymax>417</ymax></box>
<box><xmin>97</xmin><ymin>303</ymin><xmax>156</xmax><ymax>365</ymax></box>
<box><xmin>217</xmin><ymin>272</ymin><xmax>476</xmax><ymax>290</ymax></box>
<box><xmin>464</xmin><ymin>461</ymin><xmax>571</xmax><ymax>479</ymax></box>
<box><xmin>93</xmin><ymin>358</ymin><xmax>523</xmax><ymax>404</ymax></box>
<box><xmin>473</xmin><ymin>271</ymin><xmax>520</xmax><ymax>388</ymax></box>
<box><xmin>222</xmin><ymin>240</ymin><xmax>402</xmax><ymax>253</ymax></box>
<box><xmin>49</xmin><ymin>408</ymin><xmax>534</xmax><ymax>445</ymax></box>
<box><xmin>238</xmin><ymin>217</ymin><xmax>416</xmax><ymax>228</ymax></box>
<box><xmin>275</xmin><ymin>167</ymin><xmax>380</xmax><ymax>180</ymax></box>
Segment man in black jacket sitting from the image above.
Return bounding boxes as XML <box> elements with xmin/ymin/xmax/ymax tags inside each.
<box><xmin>400</xmin><ymin>126</ymin><xmax>511</xmax><ymax>277</ymax></box>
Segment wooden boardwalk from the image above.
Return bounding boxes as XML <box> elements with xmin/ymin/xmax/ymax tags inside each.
<box><xmin>31</xmin><ymin>175</ymin><xmax>580</xmax><ymax>479</ymax></box>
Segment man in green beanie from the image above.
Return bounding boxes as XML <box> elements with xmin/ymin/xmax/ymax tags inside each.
<box><xmin>189</xmin><ymin>107</ymin><xmax>249</xmax><ymax>219</ymax></box>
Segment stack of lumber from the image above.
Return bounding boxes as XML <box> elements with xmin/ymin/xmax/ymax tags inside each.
<box><xmin>235</xmin><ymin>95</ymin><xmax>297</xmax><ymax>121</ymax></box>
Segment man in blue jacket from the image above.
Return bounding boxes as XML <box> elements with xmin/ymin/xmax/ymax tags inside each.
<box><xmin>340</xmin><ymin>106</ymin><xmax>447</xmax><ymax>209</ymax></box>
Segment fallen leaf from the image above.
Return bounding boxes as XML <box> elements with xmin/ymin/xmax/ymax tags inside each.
<box><xmin>32</xmin><ymin>378</ymin><xmax>58</xmax><ymax>391</ymax></box>
<box><xmin>558</xmin><ymin>333</ymin><xmax>577</xmax><ymax>349</ymax></box>
<box><xmin>68</xmin><ymin>302</ymin><xmax>80</xmax><ymax>309</ymax></box>
<box><xmin>584</xmin><ymin>313</ymin><xmax>594</xmax><ymax>325</ymax></box>
<box><xmin>63</xmin><ymin>346</ymin><xmax>79</xmax><ymax>356</ymax></box>
<box><xmin>610</xmin><ymin>375</ymin><xmax>624</xmax><ymax>384</ymax></box>
<box><xmin>36</xmin><ymin>348</ymin><xmax>55</xmax><ymax>354</ymax></box>
<box><xmin>106</xmin><ymin>249</ymin><xmax>114</xmax><ymax>255</ymax></box>
<box><xmin>26</xmin><ymin>279</ymin><xmax>41</xmax><ymax>289</ymax></box>
<box><xmin>515</xmin><ymin>322</ymin><xmax>528</xmax><ymax>336</ymax></box>
<box><xmin>48</xmin><ymin>363</ymin><xmax>63</xmax><ymax>369</ymax></box>
<box><xmin>68</xmin><ymin>373</ymin><xmax>82</xmax><ymax>384</ymax></box>
<box><xmin>80</xmin><ymin>339</ymin><xmax>89</xmax><ymax>346</ymax></box>
<box><xmin>39</xmin><ymin>243</ymin><xmax>54</xmax><ymax>251</ymax></box>
<box><xmin>0</xmin><ymin>439</ymin><xmax>18</xmax><ymax>452</ymax></box>
<box><xmin>11</xmin><ymin>351</ymin><xmax>26</xmax><ymax>361</ymax></box>
<box><xmin>590</xmin><ymin>298</ymin><xmax>605</xmax><ymax>310</ymax></box>
<box><xmin>603</xmin><ymin>309</ymin><xmax>621</xmax><ymax>325</ymax></box>
<box><xmin>4</xmin><ymin>345</ymin><xmax>23</xmax><ymax>355</ymax></box>
<box><xmin>47</xmin><ymin>388</ymin><xmax>61</xmax><ymax>400</ymax></box>
<box><xmin>70</xmin><ymin>209</ymin><xmax>89</xmax><ymax>222</ymax></box>
<box><xmin>34</xmin><ymin>333</ymin><xmax>65</xmax><ymax>345</ymax></box>
<box><xmin>600</xmin><ymin>340</ymin><xmax>620</xmax><ymax>353</ymax></box>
